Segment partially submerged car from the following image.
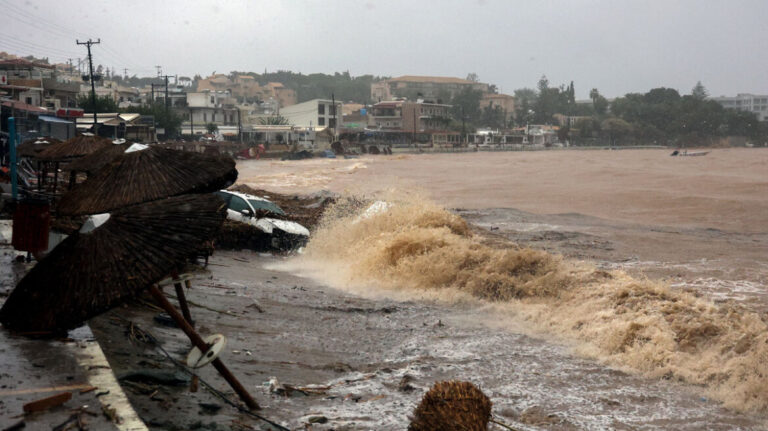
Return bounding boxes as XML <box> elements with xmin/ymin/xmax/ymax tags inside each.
<box><xmin>214</xmin><ymin>190</ymin><xmax>309</xmax><ymax>251</ymax></box>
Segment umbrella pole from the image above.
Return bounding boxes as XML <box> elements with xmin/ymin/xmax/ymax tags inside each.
<box><xmin>148</xmin><ymin>285</ymin><xmax>259</xmax><ymax>410</ymax></box>
<box><xmin>171</xmin><ymin>272</ymin><xmax>193</xmax><ymax>327</ymax></box>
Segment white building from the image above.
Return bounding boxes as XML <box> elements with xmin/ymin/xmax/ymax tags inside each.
<box><xmin>280</xmin><ymin>98</ymin><xmax>342</xmax><ymax>129</ymax></box>
<box><xmin>710</xmin><ymin>93</ymin><xmax>768</xmax><ymax>122</ymax></box>
<box><xmin>182</xmin><ymin>90</ymin><xmax>240</xmax><ymax>137</ymax></box>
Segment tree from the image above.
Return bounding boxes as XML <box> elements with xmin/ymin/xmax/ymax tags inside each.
<box><xmin>128</xmin><ymin>103</ymin><xmax>183</xmax><ymax>138</ymax></box>
<box><xmin>450</xmin><ymin>86</ymin><xmax>483</xmax><ymax>125</ymax></box>
<box><xmin>691</xmin><ymin>81</ymin><xmax>709</xmax><ymax>100</ymax></box>
<box><xmin>466</xmin><ymin>72</ymin><xmax>479</xmax><ymax>83</ymax></box>
<box><xmin>206</xmin><ymin>123</ymin><xmax>218</xmax><ymax>133</ymax></box>
<box><xmin>258</xmin><ymin>115</ymin><xmax>290</xmax><ymax>125</ymax></box>
<box><xmin>601</xmin><ymin>117</ymin><xmax>633</xmax><ymax>145</ymax></box>
<box><xmin>76</xmin><ymin>94</ymin><xmax>118</xmax><ymax>113</ymax></box>
<box><xmin>589</xmin><ymin>88</ymin><xmax>608</xmax><ymax>115</ymax></box>
<box><xmin>514</xmin><ymin>88</ymin><xmax>537</xmax><ymax>125</ymax></box>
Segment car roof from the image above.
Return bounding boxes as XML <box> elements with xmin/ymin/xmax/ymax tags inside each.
<box><xmin>218</xmin><ymin>189</ymin><xmax>271</xmax><ymax>202</ymax></box>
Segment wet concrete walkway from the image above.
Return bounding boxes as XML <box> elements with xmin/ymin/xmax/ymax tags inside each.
<box><xmin>0</xmin><ymin>247</ymin><xmax>146</xmax><ymax>431</ymax></box>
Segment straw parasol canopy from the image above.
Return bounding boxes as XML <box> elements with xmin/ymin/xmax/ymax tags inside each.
<box><xmin>0</xmin><ymin>193</ymin><xmax>227</xmax><ymax>333</ymax></box>
<box><xmin>37</xmin><ymin>134</ymin><xmax>112</xmax><ymax>161</ymax></box>
<box><xmin>63</xmin><ymin>140</ymin><xmax>128</xmax><ymax>174</ymax></box>
<box><xmin>408</xmin><ymin>381</ymin><xmax>492</xmax><ymax>431</ymax></box>
<box><xmin>16</xmin><ymin>137</ymin><xmax>62</xmax><ymax>158</ymax></box>
<box><xmin>57</xmin><ymin>145</ymin><xmax>238</xmax><ymax>216</ymax></box>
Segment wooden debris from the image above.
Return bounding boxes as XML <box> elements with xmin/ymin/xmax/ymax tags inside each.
<box><xmin>22</xmin><ymin>391</ymin><xmax>72</xmax><ymax>413</ymax></box>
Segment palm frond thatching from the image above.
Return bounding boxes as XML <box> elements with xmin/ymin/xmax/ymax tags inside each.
<box><xmin>0</xmin><ymin>193</ymin><xmax>227</xmax><ymax>333</ymax></box>
<box><xmin>37</xmin><ymin>135</ymin><xmax>112</xmax><ymax>161</ymax></box>
<box><xmin>408</xmin><ymin>381</ymin><xmax>492</xmax><ymax>431</ymax></box>
<box><xmin>16</xmin><ymin>137</ymin><xmax>62</xmax><ymax>158</ymax></box>
<box><xmin>57</xmin><ymin>147</ymin><xmax>237</xmax><ymax>215</ymax></box>
<box><xmin>63</xmin><ymin>142</ymin><xmax>128</xmax><ymax>174</ymax></box>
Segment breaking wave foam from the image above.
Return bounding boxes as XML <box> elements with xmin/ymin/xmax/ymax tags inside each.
<box><xmin>298</xmin><ymin>193</ymin><xmax>768</xmax><ymax>412</ymax></box>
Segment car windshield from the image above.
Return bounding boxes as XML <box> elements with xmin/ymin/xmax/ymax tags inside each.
<box><xmin>247</xmin><ymin>199</ymin><xmax>285</xmax><ymax>216</ymax></box>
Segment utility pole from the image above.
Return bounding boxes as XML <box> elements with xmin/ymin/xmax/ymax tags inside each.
<box><xmin>159</xmin><ymin>75</ymin><xmax>172</xmax><ymax>112</ymax></box>
<box><xmin>123</xmin><ymin>68</ymin><xmax>128</xmax><ymax>79</ymax></box>
<box><xmin>77</xmin><ymin>38</ymin><xmax>101</xmax><ymax>134</ymax></box>
<box><xmin>150</xmin><ymin>83</ymin><xmax>157</xmax><ymax>104</ymax></box>
<box><xmin>155</xmin><ymin>65</ymin><xmax>162</xmax><ymax>77</ymax></box>
<box><xmin>331</xmin><ymin>93</ymin><xmax>337</xmax><ymax>140</ymax></box>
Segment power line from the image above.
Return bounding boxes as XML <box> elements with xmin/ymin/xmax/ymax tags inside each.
<box><xmin>0</xmin><ymin>0</ymin><xmax>92</xmax><ymax>39</ymax></box>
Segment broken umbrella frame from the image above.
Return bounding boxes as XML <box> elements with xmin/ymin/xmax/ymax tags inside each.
<box><xmin>149</xmin><ymin>280</ymin><xmax>259</xmax><ymax>410</ymax></box>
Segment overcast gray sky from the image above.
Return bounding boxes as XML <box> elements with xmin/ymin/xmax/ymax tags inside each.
<box><xmin>1</xmin><ymin>0</ymin><xmax>766</xmax><ymax>99</ymax></box>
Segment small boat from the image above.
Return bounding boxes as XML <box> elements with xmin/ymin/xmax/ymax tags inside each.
<box><xmin>670</xmin><ymin>150</ymin><xmax>709</xmax><ymax>157</ymax></box>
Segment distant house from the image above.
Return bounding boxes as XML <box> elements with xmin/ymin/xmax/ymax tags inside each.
<box><xmin>183</xmin><ymin>91</ymin><xmax>240</xmax><ymax>139</ymax></box>
<box><xmin>371</xmin><ymin>75</ymin><xmax>489</xmax><ymax>102</ymax></box>
<box><xmin>280</xmin><ymin>99</ymin><xmax>343</xmax><ymax>130</ymax></box>
<box><xmin>368</xmin><ymin>100</ymin><xmax>459</xmax><ymax>147</ymax></box>
<box><xmin>0</xmin><ymin>58</ymin><xmax>55</xmax><ymax>107</ymax></box>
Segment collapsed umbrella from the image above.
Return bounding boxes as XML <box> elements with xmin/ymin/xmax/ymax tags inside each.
<box><xmin>0</xmin><ymin>193</ymin><xmax>227</xmax><ymax>333</ymax></box>
<box><xmin>57</xmin><ymin>145</ymin><xmax>237</xmax><ymax>215</ymax></box>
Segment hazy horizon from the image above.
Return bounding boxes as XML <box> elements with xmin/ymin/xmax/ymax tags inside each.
<box><xmin>1</xmin><ymin>0</ymin><xmax>766</xmax><ymax>99</ymax></box>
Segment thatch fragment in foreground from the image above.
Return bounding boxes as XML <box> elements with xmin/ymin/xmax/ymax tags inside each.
<box><xmin>0</xmin><ymin>194</ymin><xmax>227</xmax><ymax>333</ymax></box>
<box><xmin>57</xmin><ymin>146</ymin><xmax>237</xmax><ymax>215</ymax></box>
<box><xmin>408</xmin><ymin>381</ymin><xmax>492</xmax><ymax>431</ymax></box>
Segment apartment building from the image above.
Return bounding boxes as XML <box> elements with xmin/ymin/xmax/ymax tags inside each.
<box><xmin>371</xmin><ymin>75</ymin><xmax>489</xmax><ymax>102</ymax></box>
<box><xmin>710</xmin><ymin>93</ymin><xmax>768</xmax><ymax>122</ymax></box>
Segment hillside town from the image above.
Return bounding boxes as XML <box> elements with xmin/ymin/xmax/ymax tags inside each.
<box><xmin>3</xmin><ymin>50</ymin><xmax>766</xmax><ymax>161</ymax></box>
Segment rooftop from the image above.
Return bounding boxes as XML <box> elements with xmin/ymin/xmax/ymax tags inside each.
<box><xmin>388</xmin><ymin>75</ymin><xmax>478</xmax><ymax>85</ymax></box>
<box><xmin>0</xmin><ymin>58</ymin><xmax>55</xmax><ymax>70</ymax></box>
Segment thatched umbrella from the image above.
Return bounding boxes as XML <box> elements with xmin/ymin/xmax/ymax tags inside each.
<box><xmin>63</xmin><ymin>141</ymin><xmax>128</xmax><ymax>175</ymax></box>
<box><xmin>33</xmin><ymin>135</ymin><xmax>112</xmax><ymax>194</ymax></box>
<box><xmin>0</xmin><ymin>193</ymin><xmax>227</xmax><ymax>333</ymax></box>
<box><xmin>37</xmin><ymin>134</ymin><xmax>112</xmax><ymax>161</ymax></box>
<box><xmin>16</xmin><ymin>137</ymin><xmax>62</xmax><ymax>158</ymax></box>
<box><xmin>409</xmin><ymin>381</ymin><xmax>492</xmax><ymax>431</ymax></box>
<box><xmin>57</xmin><ymin>145</ymin><xmax>237</xmax><ymax>216</ymax></box>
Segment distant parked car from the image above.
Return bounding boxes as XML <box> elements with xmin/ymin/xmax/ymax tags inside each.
<box><xmin>214</xmin><ymin>190</ymin><xmax>309</xmax><ymax>250</ymax></box>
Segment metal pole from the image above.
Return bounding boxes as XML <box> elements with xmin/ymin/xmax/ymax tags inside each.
<box><xmin>148</xmin><ymin>285</ymin><xmax>259</xmax><ymax>410</ymax></box>
<box><xmin>9</xmin><ymin>118</ymin><xmax>17</xmax><ymax>200</ymax></box>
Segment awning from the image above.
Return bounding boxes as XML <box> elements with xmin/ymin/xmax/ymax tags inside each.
<box><xmin>38</xmin><ymin>115</ymin><xmax>74</xmax><ymax>124</ymax></box>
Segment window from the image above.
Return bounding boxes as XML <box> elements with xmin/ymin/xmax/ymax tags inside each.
<box><xmin>210</xmin><ymin>96</ymin><xmax>215</xmax><ymax>104</ymax></box>
<box><xmin>318</xmin><ymin>117</ymin><xmax>325</xmax><ymax>126</ymax></box>
<box><xmin>228</xmin><ymin>195</ymin><xmax>251</xmax><ymax>214</ymax></box>
<box><xmin>26</xmin><ymin>97</ymin><xmax>33</xmax><ymax>104</ymax></box>
<box><xmin>329</xmin><ymin>118</ymin><xmax>337</xmax><ymax>128</ymax></box>
<box><xmin>318</xmin><ymin>104</ymin><xmax>325</xmax><ymax>114</ymax></box>
<box><xmin>330</xmin><ymin>104</ymin><xmax>336</xmax><ymax>116</ymax></box>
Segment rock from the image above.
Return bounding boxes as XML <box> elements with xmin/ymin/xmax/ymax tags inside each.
<box><xmin>520</xmin><ymin>406</ymin><xmax>560</xmax><ymax>425</ymax></box>
<box><xmin>308</xmin><ymin>415</ymin><xmax>328</xmax><ymax>424</ymax></box>
<box><xmin>198</xmin><ymin>402</ymin><xmax>222</xmax><ymax>415</ymax></box>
